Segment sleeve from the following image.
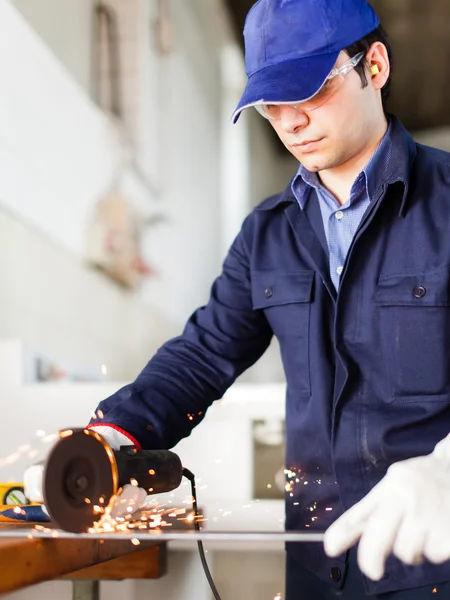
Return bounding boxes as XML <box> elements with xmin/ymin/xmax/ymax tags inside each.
<box><xmin>87</xmin><ymin>215</ymin><xmax>273</xmax><ymax>449</ymax></box>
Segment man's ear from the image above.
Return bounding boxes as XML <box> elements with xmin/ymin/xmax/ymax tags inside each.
<box><xmin>365</xmin><ymin>41</ymin><xmax>390</xmax><ymax>89</ymax></box>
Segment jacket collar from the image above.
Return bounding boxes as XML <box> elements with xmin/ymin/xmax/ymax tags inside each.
<box><xmin>256</xmin><ymin>115</ymin><xmax>417</xmax><ymax>217</ymax></box>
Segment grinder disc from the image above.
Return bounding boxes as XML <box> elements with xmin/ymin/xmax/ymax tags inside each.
<box><xmin>43</xmin><ymin>429</ymin><xmax>118</xmax><ymax>533</ymax></box>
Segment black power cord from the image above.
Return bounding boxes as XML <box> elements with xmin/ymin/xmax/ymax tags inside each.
<box><xmin>182</xmin><ymin>467</ymin><xmax>222</xmax><ymax>600</ymax></box>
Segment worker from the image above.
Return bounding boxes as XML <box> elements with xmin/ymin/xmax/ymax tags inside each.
<box><xmin>26</xmin><ymin>0</ymin><xmax>450</xmax><ymax>597</ymax></box>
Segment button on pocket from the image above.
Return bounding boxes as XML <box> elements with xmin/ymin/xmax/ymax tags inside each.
<box><xmin>252</xmin><ymin>271</ymin><xmax>314</xmax><ymax>395</ymax></box>
<box><xmin>330</xmin><ymin>567</ymin><xmax>342</xmax><ymax>582</ymax></box>
<box><xmin>374</xmin><ymin>272</ymin><xmax>450</xmax><ymax>400</ymax></box>
<box><xmin>413</xmin><ymin>286</ymin><xmax>426</xmax><ymax>299</ymax></box>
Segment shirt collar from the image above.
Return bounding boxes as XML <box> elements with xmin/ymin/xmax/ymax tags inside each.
<box><xmin>292</xmin><ymin>119</ymin><xmax>393</xmax><ymax>209</ymax></box>
<box><xmin>257</xmin><ymin>116</ymin><xmax>416</xmax><ymax>216</ymax></box>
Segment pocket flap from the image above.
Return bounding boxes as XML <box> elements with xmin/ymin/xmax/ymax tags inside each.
<box><xmin>251</xmin><ymin>271</ymin><xmax>314</xmax><ymax>309</ymax></box>
<box><xmin>374</xmin><ymin>271</ymin><xmax>450</xmax><ymax>306</ymax></box>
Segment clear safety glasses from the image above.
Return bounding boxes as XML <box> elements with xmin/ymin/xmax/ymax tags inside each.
<box><xmin>254</xmin><ymin>52</ymin><xmax>365</xmax><ymax>120</ymax></box>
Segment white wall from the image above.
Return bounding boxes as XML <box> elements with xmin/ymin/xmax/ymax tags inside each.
<box><xmin>10</xmin><ymin>0</ymin><xmax>94</xmax><ymax>93</ymax></box>
<box><xmin>0</xmin><ymin>213</ymin><xmax>179</xmax><ymax>381</ymax></box>
<box><xmin>139</xmin><ymin>0</ymin><xmax>233</xmax><ymax>323</ymax></box>
<box><xmin>0</xmin><ymin>0</ymin><xmax>135</xmax><ymax>257</ymax></box>
<box><xmin>0</xmin><ymin>0</ymin><xmax>295</xmax><ymax>377</ymax></box>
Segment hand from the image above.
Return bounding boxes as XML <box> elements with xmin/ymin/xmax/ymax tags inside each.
<box><xmin>324</xmin><ymin>434</ymin><xmax>450</xmax><ymax>581</ymax></box>
<box><xmin>24</xmin><ymin>425</ymin><xmax>148</xmax><ymax>521</ymax></box>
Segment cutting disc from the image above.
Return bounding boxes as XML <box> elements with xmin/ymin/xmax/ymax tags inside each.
<box><xmin>43</xmin><ymin>429</ymin><xmax>118</xmax><ymax>533</ymax></box>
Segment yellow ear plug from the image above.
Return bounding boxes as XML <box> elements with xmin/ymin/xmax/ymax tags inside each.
<box><xmin>371</xmin><ymin>64</ymin><xmax>380</xmax><ymax>76</ymax></box>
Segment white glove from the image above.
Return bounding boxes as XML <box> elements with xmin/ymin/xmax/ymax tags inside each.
<box><xmin>24</xmin><ymin>461</ymin><xmax>45</xmax><ymax>503</ymax></box>
<box><xmin>324</xmin><ymin>433</ymin><xmax>450</xmax><ymax>581</ymax></box>
<box><xmin>24</xmin><ymin>425</ymin><xmax>148</xmax><ymax>520</ymax></box>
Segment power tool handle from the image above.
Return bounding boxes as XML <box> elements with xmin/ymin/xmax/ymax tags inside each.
<box><xmin>113</xmin><ymin>448</ymin><xmax>183</xmax><ymax>494</ymax></box>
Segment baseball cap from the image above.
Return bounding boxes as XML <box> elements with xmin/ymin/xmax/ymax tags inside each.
<box><xmin>232</xmin><ymin>0</ymin><xmax>380</xmax><ymax>123</ymax></box>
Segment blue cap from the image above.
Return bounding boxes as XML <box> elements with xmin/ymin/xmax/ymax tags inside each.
<box><xmin>232</xmin><ymin>0</ymin><xmax>380</xmax><ymax>123</ymax></box>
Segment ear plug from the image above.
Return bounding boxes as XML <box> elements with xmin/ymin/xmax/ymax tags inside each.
<box><xmin>371</xmin><ymin>64</ymin><xmax>380</xmax><ymax>76</ymax></box>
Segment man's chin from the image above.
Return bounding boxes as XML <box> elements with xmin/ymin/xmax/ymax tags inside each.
<box><xmin>298</xmin><ymin>157</ymin><xmax>327</xmax><ymax>172</ymax></box>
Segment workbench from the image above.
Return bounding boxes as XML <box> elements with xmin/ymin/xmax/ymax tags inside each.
<box><xmin>0</xmin><ymin>523</ymin><xmax>167</xmax><ymax>598</ymax></box>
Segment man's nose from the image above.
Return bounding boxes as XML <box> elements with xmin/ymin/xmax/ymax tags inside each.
<box><xmin>279</xmin><ymin>104</ymin><xmax>309</xmax><ymax>133</ymax></box>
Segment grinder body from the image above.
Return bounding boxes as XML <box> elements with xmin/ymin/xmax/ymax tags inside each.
<box><xmin>43</xmin><ymin>428</ymin><xmax>183</xmax><ymax>533</ymax></box>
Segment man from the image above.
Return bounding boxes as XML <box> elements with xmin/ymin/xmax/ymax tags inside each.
<box><xmin>42</xmin><ymin>0</ymin><xmax>450</xmax><ymax>597</ymax></box>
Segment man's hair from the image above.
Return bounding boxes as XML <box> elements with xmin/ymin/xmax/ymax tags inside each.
<box><xmin>345</xmin><ymin>25</ymin><xmax>393</xmax><ymax>110</ymax></box>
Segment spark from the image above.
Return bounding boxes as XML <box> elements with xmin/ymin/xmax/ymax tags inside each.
<box><xmin>97</xmin><ymin>410</ymin><xmax>104</xmax><ymax>419</ymax></box>
<box><xmin>130</xmin><ymin>478</ymin><xmax>138</xmax><ymax>487</ymax></box>
<box><xmin>274</xmin><ymin>595</ymin><xmax>282</xmax><ymax>600</ymax></box>
<box><xmin>325</xmin><ymin>507</ymin><xmax>333</xmax><ymax>512</ymax></box>
<box><xmin>432</xmin><ymin>589</ymin><xmax>437</xmax><ymax>594</ymax></box>
<box><xmin>59</xmin><ymin>430</ymin><xmax>73</xmax><ymax>439</ymax></box>
<box><xmin>3</xmin><ymin>452</ymin><xmax>20</xmax><ymax>465</ymax></box>
<box><xmin>267</xmin><ymin>484</ymin><xmax>272</xmax><ymax>489</ymax></box>
<box><xmin>131</xmin><ymin>538</ymin><xmax>140</xmax><ymax>546</ymax></box>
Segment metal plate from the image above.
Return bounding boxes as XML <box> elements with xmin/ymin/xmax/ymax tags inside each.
<box><xmin>0</xmin><ymin>528</ymin><xmax>325</xmax><ymax>543</ymax></box>
<box><xmin>43</xmin><ymin>429</ymin><xmax>116</xmax><ymax>533</ymax></box>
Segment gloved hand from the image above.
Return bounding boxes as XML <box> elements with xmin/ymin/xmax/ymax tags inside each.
<box><xmin>324</xmin><ymin>434</ymin><xmax>450</xmax><ymax>581</ymax></box>
<box><xmin>23</xmin><ymin>425</ymin><xmax>148</xmax><ymax>521</ymax></box>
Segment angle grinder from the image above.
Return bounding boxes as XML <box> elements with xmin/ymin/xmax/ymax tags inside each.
<box><xmin>42</xmin><ymin>428</ymin><xmax>183</xmax><ymax>533</ymax></box>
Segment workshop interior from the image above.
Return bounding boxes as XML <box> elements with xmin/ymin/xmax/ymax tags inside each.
<box><xmin>0</xmin><ymin>0</ymin><xmax>449</xmax><ymax>599</ymax></box>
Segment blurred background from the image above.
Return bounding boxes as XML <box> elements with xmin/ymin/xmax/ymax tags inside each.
<box><xmin>0</xmin><ymin>0</ymin><xmax>449</xmax><ymax>598</ymax></box>
<box><xmin>0</xmin><ymin>0</ymin><xmax>296</xmax><ymax>386</ymax></box>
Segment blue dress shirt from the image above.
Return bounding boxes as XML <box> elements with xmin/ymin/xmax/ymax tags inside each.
<box><xmin>292</xmin><ymin>123</ymin><xmax>393</xmax><ymax>289</ymax></box>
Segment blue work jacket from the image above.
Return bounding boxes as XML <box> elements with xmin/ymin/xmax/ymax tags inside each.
<box><xmin>92</xmin><ymin>117</ymin><xmax>450</xmax><ymax>593</ymax></box>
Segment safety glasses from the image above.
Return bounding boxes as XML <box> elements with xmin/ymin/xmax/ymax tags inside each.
<box><xmin>254</xmin><ymin>52</ymin><xmax>365</xmax><ymax>120</ymax></box>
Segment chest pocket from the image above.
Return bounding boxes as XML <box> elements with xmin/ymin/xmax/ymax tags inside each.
<box><xmin>251</xmin><ymin>271</ymin><xmax>314</xmax><ymax>394</ymax></box>
<box><xmin>374</xmin><ymin>271</ymin><xmax>450</xmax><ymax>401</ymax></box>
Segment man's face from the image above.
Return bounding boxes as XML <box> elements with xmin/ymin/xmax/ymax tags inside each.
<box><xmin>268</xmin><ymin>50</ymin><xmax>385</xmax><ymax>174</ymax></box>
